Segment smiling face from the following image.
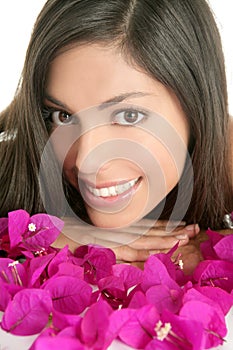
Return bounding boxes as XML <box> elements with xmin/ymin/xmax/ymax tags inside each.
<box><xmin>45</xmin><ymin>44</ymin><xmax>189</xmax><ymax>228</ymax></box>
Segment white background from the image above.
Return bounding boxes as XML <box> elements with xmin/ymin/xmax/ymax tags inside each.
<box><xmin>0</xmin><ymin>0</ymin><xmax>232</xmax><ymax>114</ymax></box>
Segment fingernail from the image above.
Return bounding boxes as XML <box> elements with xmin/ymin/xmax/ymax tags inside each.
<box><xmin>175</xmin><ymin>233</ymin><xmax>188</xmax><ymax>240</ymax></box>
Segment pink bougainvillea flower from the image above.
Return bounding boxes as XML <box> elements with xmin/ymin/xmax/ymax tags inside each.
<box><xmin>52</xmin><ymin>309</ymin><xmax>82</xmax><ymax>331</ymax></box>
<box><xmin>194</xmin><ymin>285</ymin><xmax>233</xmax><ymax>315</ymax></box>
<box><xmin>179</xmin><ymin>300</ymin><xmax>227</xmax><ymax>349</ymax></box>
<box><xmin>32</xmin><ymin>336</ymin><xmax>85</xmax><ymax>350</ymax></box>
<box><xmin>1</xmin><ymin>208</ymin><xmax>233</xmax><ymax>350</ymax></box>
<box><xmin>1</xmin><ymin>288</ymin><xmax>52</xmax><ymax>335</ymax></box>
<box><xmin>193</xmin><ymin>259</ymin><xmax>233</xmax><ymax>293</ymax></box>
<box><xmin>159</xmin><ymin>309</ymin><xmax>205</xmax><ymax>350</ymax></box>
<box><xmin>55</xmin><ymin>325</ymin><xmax>78</xmax><ymax>338</ymax></box>
<box><xmin>47</xmin><ymin>245</ymin><xmax>70</xmax><ymax>277</ymax></box>
<box><xmin>27</xmin><ymin>253</ymin><xmax>56</xmax><ymax>288</ymax></box>
<box><xmin>98</xmin><ymin>275</ymin><xmax>126</xmax><ymax>309</ymax></box>
<box><xmin>155</xmin><ymin>245</ymin><xmax>180</xmax><ymax>281</ymax></box>
<box><xmin>200</xmin><ymin>228</ymin><xmax>224</xmax><ymax>260</ymax></box>
<box><xmin>112</xmin><ymin>264</ymin><xmax>143</xmax><ymax>290</ymax></box>
<box><xmin>0</xmin><ymin>232</ymin><xmax>24</xmax><ymax>260</ymax></box>
<box><xmin>79</xmin><ymin>299</ymin><xmax>113</xmax><ymax>350</ymax></box>
<box><xmin>146</xmin><ymin>284</ymin><xmax>183</xmax><ymax>314</ymax></box>
<box><xmin>214</xmin><ymin>234</ymin><xmax>233</xmax><ymax>263</ymax></box>
<box><xmin>127</xmin><ymin>290</ymin><xmax>148</xmax><ymax>309</ymax></box>
<box><xmin>108</xmin><ymin>304</ymin><xmax>160</xmax><ymax>349</ymax></box>
<box><xmin>74</xmin><ymin>244</ymin><xmax>116</xmax><ymax>284</ymax></box>
<box><xmin>53</xmin><ymin>261</ymin><xmax>84</xmax><ymax>280</ymax></box>
<box><xmin>141</xmin><ymin>255</ymin><xmax>181</xmax><ymax>292</ymax></box>
<box><xmin>29</xmin><ymin>327</ymin><xmax>59</xmax><ymax>350</ymax></box>
<box><xmin>145</xmin><ymin>339</ymin><xmax>180</xmax><ymax>350</ymax></box>
<box><xmin>8</xmin><ymin>209</ymin><xmax>64</xmax><ymax>251</ymax></box>
<box><xmin>42</xmin><ymin>275</ymin><xmax>92</xmax><ymax>314</ymax></box>
<box><xmin>49</xmin><ymin>300</ymin><xmax>115</xmax><ymax>350</ymax></box>
<box><xmin>98</xmin><ymin>264</ymin><xmax>143</xmax><ymax>309</ymax></box>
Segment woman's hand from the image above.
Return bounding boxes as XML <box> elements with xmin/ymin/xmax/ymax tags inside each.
<box><xmin>53</xmin><ymin>216</ymin><xmax>200</xmax><ymax>263</ymax></box>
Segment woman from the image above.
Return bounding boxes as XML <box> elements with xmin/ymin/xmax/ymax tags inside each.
<box><xmin>0</xmin><ymin>0</ymin><xmax>232</xmax><ymax>268</ymax></box>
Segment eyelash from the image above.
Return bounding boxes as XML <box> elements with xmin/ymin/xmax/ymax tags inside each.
<box><xmin>41</xmin><ymin>105</ymin><xmax>150</xmax><ymax>126</ymax></box>
<box><xmin>42</xmin><ymin>106</ymin><xmax>58</xmax><ymax>122</ymax></box>
<box><xmin>110</xmin><ymin>106</ymin><xmax>149</xmax><ymax>126</ymax></box>
<box><xmin>42</xmin><ymin>106</ymin><xmax>73</xmax><ymax>125</ymax></box>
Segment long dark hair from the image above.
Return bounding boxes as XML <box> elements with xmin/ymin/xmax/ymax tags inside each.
<box><xmin>0</xmin><ymin>0</ymin><xmax>232</xmax><ymax>229</ymax></box>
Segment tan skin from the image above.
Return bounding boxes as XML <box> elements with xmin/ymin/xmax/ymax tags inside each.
<box><xmin>45</xmin><ymin>44</ymin><xmax>232</xmax><ymax>274</ymax></box>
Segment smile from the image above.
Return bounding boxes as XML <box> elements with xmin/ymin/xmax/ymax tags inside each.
<box><xmin>85</xmin><ymin>177</ymin><xmax>140</xmax><ymax>198</ymax></box>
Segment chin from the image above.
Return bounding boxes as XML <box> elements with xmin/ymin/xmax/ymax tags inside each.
<box><xmin>87</xmin><ymin>209</ymin><xmax>141</xmax><ymax>229</ymax></box>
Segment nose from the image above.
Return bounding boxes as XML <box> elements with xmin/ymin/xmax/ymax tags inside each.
<box><xmin>75</xmin><ymin>127</ymin><xmax>110</xmax><ymax>175</ymax></box>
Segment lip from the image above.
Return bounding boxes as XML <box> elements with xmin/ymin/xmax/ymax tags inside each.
<box><xmin>79</xmin><ymin>177</ymin><xmax>142</xmax><ymax>211</ymax></box>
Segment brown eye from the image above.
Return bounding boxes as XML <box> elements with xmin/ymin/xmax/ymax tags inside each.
<box><xmin>52</xmin><ymin>111</ymin><xmax>73</xmax><ymax>125</ymax></box>
<box><xmin>112</xmin><ymin>109</ymin><xmax>146</xmax><ymax>125</ymax></box>
<box><xmin>124</xmin><ymin>111</ymin><xmax>139</xmax><ymax>123</ymax></box>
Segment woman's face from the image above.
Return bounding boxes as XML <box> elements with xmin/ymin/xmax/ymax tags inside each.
<box><xmin>45</xmin><ymin>44</ymin><xmax>189</xmax><ymax>228</ymax></box>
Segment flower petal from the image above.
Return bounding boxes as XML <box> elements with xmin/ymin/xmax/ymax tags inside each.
<box><xmin>43</xmin><ymin>276</ymin><xmax>92</xmax><ymax>314</ymax></box>
<box><xmin>80</xmin><ymin>300</ymin><xmax>113</xmax><ymax>349</ymax></box>
<box><xmin>112</xmin><ymin>264</ymin><xmax>143</xmax><ymax>289</ymax></box>
<box><xmin>28</xmin><ymin>253</ymin><xmax>55</xmax><ymax>287</ymax></box>
<box><xmin>0</xmin><ymin>217</ymin><xmax>8</xmax><ymax>238</ymax></box>
<box><xmin>193</xmin><ymin>260</ymin><xmax>233</xmax><ymax>293</ymax></box>
<box><xmin>0</xmin><ymin>280</ymin><xmax>11</xmax><ymax>311</ymax></box>
<box><xmin>142</xmin><ymin>255</ymin><xmax>180</xmax><ymax>292</ymax></box>
<box><xmin>111</xmin><ymin>305</ymin><xmax>159</xmax><ymax>348</ymax></box>
<box><xmin>47</xmin><ymin>245</ymin><xmax>69</xmax><ymax>277</ymax></box>
<box><xmin>32</xmin><ymin>336</ymin><xmax>85</xmax><ymax>350</ymax></box>
<box><xmin>179</xmin><ymin>300</ymin><xmax>227</xmax><ymax>348</ymax></box>
<box><xmin>74</xmin><ymin>245</ymin><xmax>116</xmax><ymax>284</ymax></box>
<box><xmin>1</xmin><ymin>289</ymin><xmax>52</xmax><ymax>335</ymax></box>
<box><xmin>23</xmin><ymin>214</ymin><xmax>64</xmax><ymax>250</ymax></box>
<box><xmin>8</xmin><ymin>210</ymin><xmax>30</xmax><ymax>249</ymax></box>
<box><xmin>214</xmin><ymin>235</ymin><xmax>233</xmax><ymax>263</ymax></box>
<box><xmin>52</xmin><ymin>309</ymin><xmax>82</xmax><ymax>331</ymax></box>
<box><xmin>146</xmin><ymin>284</ymin><xmax>182</xmax><ymax>313</ymax></box>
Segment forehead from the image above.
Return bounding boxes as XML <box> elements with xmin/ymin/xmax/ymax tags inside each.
<box><xmin>45</xmin><ymin>44</ymin><xmax>160</xmax><ymax>111</ymax></box>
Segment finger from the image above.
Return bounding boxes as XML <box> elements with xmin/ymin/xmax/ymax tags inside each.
<box><xmin>128</xmin><ymin>234</ymin><xmax>189</xmax><ymax>250</ymax></box>
<box><xmin>113</xmin><ymin>245</ymin><xmax>149</xmax><ymax>262</ymax></box>
<box><xmin>144</xmin><ymin>223</ymin><xmax>200</xmax><ymax>238</ymax></box>
<box><xmin>132</xmin><ymin>218</ymin><xmax>186</xmax><ymax>229</ymax></box>
<box><xmin>122</xmin><ymin>219</ymin><xmax>185</xmax><ymax>234</ymax></box>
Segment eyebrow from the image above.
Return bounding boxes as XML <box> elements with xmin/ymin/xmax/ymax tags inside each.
<box><xmin>44</xmin><ymin>94</ymin><xmax>70</xmax><ymax>110</ymax></box>
<box><xmin>44</xmin><ymin>91</ymin><xmax>151</xmax><ymax>112</ymax></box>
<box><xmin>97</xmin><ymin>92</ymin><xmax>151</xmax><ymax>110</ymax></box>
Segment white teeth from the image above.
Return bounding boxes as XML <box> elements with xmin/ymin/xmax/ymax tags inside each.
<box><xmin>86</xmin><ymin>178</ymin><xmax>139</xmax><ymax>197</ymax></box>
<box><xmin>109</xmin><ymin>186</ymin><xmax>117</xmax><ymax>196</ymax></box>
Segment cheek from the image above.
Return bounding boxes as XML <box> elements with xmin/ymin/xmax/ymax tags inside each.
<box><xmin>144</xmin><ymin>138</ymin><xmax>187</xmax><ymax>194</ymax></box>
<box><xmin>52</xmin><ymin>136</ymin><xmax>78</xmax><ymax>187</ymax></box>
<box><xmin>62</xmin><ymin>149</ymin><xmax>78</xmax><ymax>186</ymax></box>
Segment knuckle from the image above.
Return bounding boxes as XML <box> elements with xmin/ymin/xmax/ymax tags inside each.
<box><xmin>114</xmin><ymin>245</ymin><xmax>148</xmax><ymax>262</ymax></box>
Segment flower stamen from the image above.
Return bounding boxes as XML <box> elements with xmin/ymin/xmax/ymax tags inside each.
<box><xmin>1</xmin><ymin>270</ymin><xmax>10</xmax><ymax>283</ymax></box>
<box><xmin>8</xmin><ymin>261</ymin><xmax>23</xmax><ymax>286</ymax></box>
<box><xmin>155</xmin><ymin>320</ymin><xmax>172</xmax><ymax>341</ymax></box>
<box><xmin>178</xmin><ymin>259</ymin><xmax>184</xmax><ymax>270</ymax></box>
